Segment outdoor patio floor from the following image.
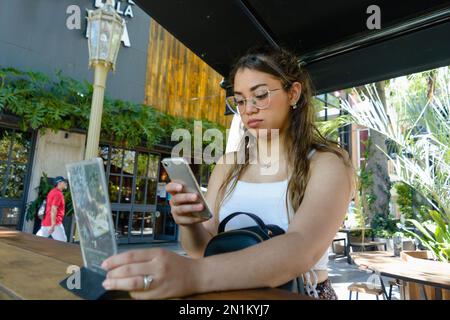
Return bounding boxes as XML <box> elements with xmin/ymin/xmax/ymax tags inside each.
<box><xmin>118</xmin><ymin>242</ymin><xmax>401</xmax><ymax>300</ymax></box>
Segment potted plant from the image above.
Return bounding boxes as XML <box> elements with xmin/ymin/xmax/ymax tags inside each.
<box><xmin>402</xmin><ymin>210</ymin><xmax>449</xmax><ymax>263</ymax></box>
<box><xmin>371</xmin><ymin>213</ymin><xmax>402</xmax><ymax>252</ymax></box>
<box><xmin>398</xmin><ymin>210</ymin><xmax>450</xmax><ymax>299</ymax></box>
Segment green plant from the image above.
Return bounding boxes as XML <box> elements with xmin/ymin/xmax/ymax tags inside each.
<box><xmin>402</xmin><ymin>210</ymin><xmax>450</xmax><ymax>262</ymax></box>
<box><xmin>25</xmin><ymin>173</ymin><xmax>74</xmax><ymax>221</ymax></box>
<box><xmin>348</xmin><ymin>229</ymin><xmax>374</xmax><ymax>248</ymax></box>
<box><xmin>25</xmin><ymin>173</ymin><xmax>53</xmax><ymax>221</ymax></box>
<box><xmin>0</xmin><ymin>67</ymin><xmax>226</xmax><ymax>150</ymax></box>
<box><xmin>374</xmin><ymin>162</ymin><xmax>392</xmax><ymax>215</ymax></box>
<box><xmin>339</xmin><ymin>68</ymin><xmax>450</xmax><ymax>218</ymax></box>
<box><xmin>394</xmin><ymin>181</ymin><xmax>431</xmax><ymax>222</ymax></box>
<box><xmin>395</xmin><ymin>181</ymin><xmax>414</xmax><ymax>220</ymax></box>
<box><xmin>352</xmin><ymin>203</ymin><xmax>367</xmax><ymax>228</ymax></box>
<box><xmin>330</xmin><ymin>66</ymin><xmax>449</xmax><ymax>261</ymax></box>
<box><xmin>357</xmin><ymin>138</ymin><xmax>378</xmax><ymax>225</ymax></box>
<box><xmin>371</xmin><ymin>212</ymin><xmax>399</xmax><ymax>238</ymax></box>
<box><xmin>349</xmin><ymin>229</ymin><xmax>373</xmax><ymax>239</ymax></box>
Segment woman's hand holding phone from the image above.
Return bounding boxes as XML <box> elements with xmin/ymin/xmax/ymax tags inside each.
<box><xmin>166</xmin><ymin>182</ymin><xmax>209</xmax><ymax>226</ymax></box>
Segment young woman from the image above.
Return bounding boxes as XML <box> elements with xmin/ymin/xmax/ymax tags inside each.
<box><xmin>101</xmin><ymin>46</ymin><xmax>356</xmax><ymax>300</ymax></box>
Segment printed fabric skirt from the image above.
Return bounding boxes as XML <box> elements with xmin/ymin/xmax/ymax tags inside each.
<box><xmin>308</xmin><ymin>279</ymin><xmax>338</xmax><ymax>300</ymax></box>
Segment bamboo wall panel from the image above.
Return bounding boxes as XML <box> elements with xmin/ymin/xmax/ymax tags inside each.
<box><xmin>145</xmin><ymin>21</ymin><xmax>231</xmax><ymax>128</ymax></box>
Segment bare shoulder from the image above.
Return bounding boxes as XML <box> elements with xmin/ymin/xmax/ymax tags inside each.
<box><xmin>310</xmin><ymin>149</ymin><xmax>351</xmax><ymax>170</ymax></box>
<box><xmin>309</xmin><ymin>149</ymin><xmax>355</xmax><ymax>196</ymax></box>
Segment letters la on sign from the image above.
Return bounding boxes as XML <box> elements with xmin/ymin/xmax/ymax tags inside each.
<box><xmin>66</xmin><ymin>0</ymin><xmax>136</xmax><ymax>47</ymax></box>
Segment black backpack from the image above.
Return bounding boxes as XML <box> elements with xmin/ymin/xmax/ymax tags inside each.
<box><xmin>203</xmin><ymin>212</ymin><xmax>304</xmax><ymax>294</ymax></box>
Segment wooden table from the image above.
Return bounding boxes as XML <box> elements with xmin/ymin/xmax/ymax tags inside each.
<box><xmin>0</xmin><ymin>227</ymin><xmax>311</xmax><ymax>300</ymax></box>
<box><xmin>350</xmin><ymin>251</ymin><xmax>450</xmax><ymax>300</ymax></box>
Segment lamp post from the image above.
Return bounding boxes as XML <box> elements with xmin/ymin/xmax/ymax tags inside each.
<box><xmin>71</xmin><ymin>1</ymin><xmax>123</xmax><ymax>243</ymax></box>
<box><xmin>85</xmin><ymin>0</ymin><xmax>124</xmax><ymax>160</ymax></box>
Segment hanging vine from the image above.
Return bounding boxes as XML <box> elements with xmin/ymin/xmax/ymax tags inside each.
<box><xmin>0</xmin><ymin>67</ymin><xmax>226</xmax><ymax>149</ymax></box>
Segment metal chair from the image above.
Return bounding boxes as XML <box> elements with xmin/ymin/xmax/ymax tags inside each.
<box><xmin>348</xmin><ymin>282</ymin><xmax>385</xmax><ymax>300</ymax></box>
<box><xmin>332</xmin><ymin>237</ymin><xmax>347</xmax><ymax>258</ymax></box>
<box><xmin>388</xmin><ymin>279</ymin><xmax>404</xmax><ymax>300</ymax></box>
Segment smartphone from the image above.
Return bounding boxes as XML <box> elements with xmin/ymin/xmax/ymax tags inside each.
<box><xmin>161</xmin><ymin>157</ymin><xmax>213</xmax><ymax>220</ymax></box>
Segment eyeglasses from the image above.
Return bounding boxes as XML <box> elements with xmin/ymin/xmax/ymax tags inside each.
<box><xmin>226</xmin><ymin>88</ymin><xmax>284</xmax><ymax>115</ymax></box>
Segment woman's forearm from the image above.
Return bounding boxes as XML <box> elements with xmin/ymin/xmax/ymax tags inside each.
<box><xmin>193</xmin><ymin>231</ymin><xmax>319</xmax><ymax>293</ymax></box>
<box><xmin>180</xmin><ymin>224</ymin><xmax>214</xmax><ymax>258</ymax></box>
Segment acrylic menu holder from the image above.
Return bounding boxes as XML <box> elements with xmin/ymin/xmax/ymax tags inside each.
<box><xmin>60</xmin><ymin>158</ymin><xmax>127</xmax><ymax>300</ymax></box>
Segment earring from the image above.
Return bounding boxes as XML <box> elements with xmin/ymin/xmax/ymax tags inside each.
<box><xmin>291</xmin><ymin>102</ymin><xmax>298</xmax><ymax>109</ymax></box>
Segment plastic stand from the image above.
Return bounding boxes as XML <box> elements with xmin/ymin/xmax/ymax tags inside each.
<box><xmin>59</xmin><ymin>266</ymin><xmax>128</xmax><ymax>300</ymax></box>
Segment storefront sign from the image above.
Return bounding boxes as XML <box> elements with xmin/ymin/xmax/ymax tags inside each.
<box><xmin>94</xmin><ymin>0</ymin><xmax>135</xmax><ymax>18</ymax></box>
<box><xmin>66</xmin><ymin>0</ymin><xmax>136</xmax><ymax>47</ymax></box>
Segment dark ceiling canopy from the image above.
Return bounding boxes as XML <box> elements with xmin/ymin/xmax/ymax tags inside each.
<box><xmin>135</xmin><ymin>0</ymin><xmax>450</xmax><ymax>95</ymax></box>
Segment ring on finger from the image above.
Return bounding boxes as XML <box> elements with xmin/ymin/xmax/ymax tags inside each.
<box><xmin>143</xmin><ymin>274</ymin><xmax>153</xmax><ymax>290</ymax></box>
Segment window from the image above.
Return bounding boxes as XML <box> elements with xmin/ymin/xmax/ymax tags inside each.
<box><xmin>100</xmin><ymin>146</ymin><xmax>159</xmax><ymax>205</ymax></box>
<box><xmin>0</xmin><ymin>129</ymin><xmax>31</xmax><ymax>199</ymax></box>
<box><xmin>315</xmin><ymin>92</ymin><xmax>341</xmax><ymax>121</ymax></box>
<box><xmin>0</xmin><ymin>127</ymin><xmax>33</xmax><ymax>229</ymax></box>
<box><xmin>99</xmin><ymin>144</ymin><xmax>160</xmax><ymax>243</ymax></box>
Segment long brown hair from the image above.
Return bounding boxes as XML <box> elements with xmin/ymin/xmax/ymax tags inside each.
<box><xmin>215</xmin><ymin>46</ymin><xmax>353</xmax><ymax>221</ymax></box>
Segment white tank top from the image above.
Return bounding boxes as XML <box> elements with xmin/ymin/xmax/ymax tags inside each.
<box><xmin>218</xmin><ymin>148</ymin><xmax>329</xmax><ymax>272</ymax></box>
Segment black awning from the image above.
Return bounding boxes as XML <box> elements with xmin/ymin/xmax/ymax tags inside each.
<box><xmin>135</xmin><ymin>0</ymin><xmax>450</xmax><ymax>94</ymax></box>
